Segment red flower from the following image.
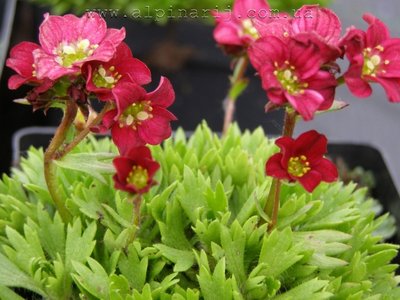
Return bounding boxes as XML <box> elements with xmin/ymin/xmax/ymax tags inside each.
<box><xmin>254</xmin><ymin>5</ymin><xmax>342</xmax><ymax>63</ymax></box>
<box><xmin>290</xmin><ymin>5</ymin><xmax>342</xmax><ymax>63</ymax></box>
<box><xmin>340</xmin><ymin>14</ymin><xmax>400</xmax><ymax>102</ymax></box>
<box><xmin>83</xmin><ymin>42</ymin><xmax>151</xmax><ymax>101</ymax></box>
<box><xmin>211</xmin><ymin>0</ymin><xmax>271</xmax><ymax>54</ymax></box>
<box><xmin>33</xmin><ymin>13</ymin><xmax>125</xmax><ymax>81</ymax></box>
<box><xmin>248</xmin><ymin>36</ymin><xmax>337</xmax><ymax>120</ymax></box>
<box><xmin>266</xmin><ymin>130</ymin><xmax>338</xmax><ymax>192</ymax></box>
<box><xmin>102</xmin><ymin>77</ymin><xmax>176</xmax><ymax>153</ymax></box>
<box><xmin>6</xmin><ymin>41</ymin><xmax>53</xmax><ymax>92</ymax></box>
<box><xmin>113</xmin><ymin>146</ymin><xmax>159</xmax><ymax>194</ymax></box>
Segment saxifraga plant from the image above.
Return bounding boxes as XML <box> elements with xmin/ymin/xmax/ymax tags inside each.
<box><xmin>0</xmin><ymin>123</ymin><xmax>398</xmax><ymax>299</ymax></box>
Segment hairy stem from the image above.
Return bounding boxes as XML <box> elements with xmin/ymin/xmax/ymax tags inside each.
<box><xmin>57</xmin><ymin>102</ymin><xmax>112</xmax><ymax>159</ymax></box>
<box><xmin>125</xmin><ymin>194</ymin><xmax>142</xmax><ymax>248</ymax></box>
<box><xmin>267</xmin><ymin>108</ymin><xmax>297</xmax><ymax>232</ymax></box>
<box><xmin>222</xmin><ymin>56</ymin><xmax>249</xmax><ymax>136</ymax></box>
<box><xmin>44</xmin><ymin>100</ymin><xmax>77</xmax><ymax>223</ymax></box>
<box><xmin>133</xmin><ymin>194</ymin><xmax>142</xmax><ymax>227</ymax></box>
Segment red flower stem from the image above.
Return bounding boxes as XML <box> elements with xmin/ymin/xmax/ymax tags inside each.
<box><xmin>44</xmin><ymin>100</ymin><xmax>78</xmax><ymax>223</ymax></box>
<box><xmin>282</xmin><ymin>109</ymin><xmax>297</xmax><ymax>137</ymax></box>
<box><xmin>222</xmin><ymin>56</ymin><xmax>249</xmax><ymax>136</ymax></box>
<box><xmin>269</xmin><ymin>179</ymin><xmax>282</xmax><ymax>230</ymax></box>
<box><xmin>267</xmin><ymin>109</ymin><xmax>297</xmax><ymax>231</ymax></box>
<box><xmin>56</xmin><ymin>102</ymin><xmax>112</xmax><ymax>159</ymax></box>
<box><xmin>125</xmin><ymin>194</ymin><xmax>142</xmax><ymax>247</ymax></box>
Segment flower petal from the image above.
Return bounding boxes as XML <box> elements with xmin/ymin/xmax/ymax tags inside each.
<box><xmin>233</xmin><ymin>0</ymin><xmax>270</xmax><ymax>22</ymax></box>
<box><xmin>33</xmin><ymin>48</ymin><xmax>79</xmax><ymax>80</ymax></box>
<box><xmin>6</xmin><ymin>41</ymin><xmax>39</xmax><ymax>77</ymax></box>
<box><xmin>344</xmin><ymin>64</ymin><xmax>373</xmax><ymax>98</ymax></box>
<box><xmin>111</xmin><ymin>125</ymin><xmax>143</xmax><ymax>155</ymax></box>
<box><xmin>39</xmin><ymin>13</ymin><xmax>65</xmax><ymax>53</ymax></box>
<box><xmin>265</xmin><ymin>153</ymin><xmax>290</xmax><ymax>179</ymax></box>
<box><xmin>102</xmin><ymin>109</ymin><xmax>118</xmax><ymax>129</ymax></box>
<box><xmin>313</xmin><ymin>158</ymin><xmax>338</xmax><ymax>182</ymax></box>
<box><xmin>113</xmin><ymin>82</ymin><xmax>147</xmax><ymax>116</ymax></box>
<box><xmin>297</xmin><ymin>170</ymin><xmax>322</xmax><ymax>192</ymax></box>
<box><xmin>146</xmin><ymin>77</ymin><xmax>175</xmax><ymax>107</ymax></box>
<box><xmin>76</xmin><ymin>13</ymin><xmax>107</xmax><ymax>44</ymax></box>
<box><xmin>213</xmin><ymin>22</ymin><xmax>243</xmax><ymax>46</ymax></box>
<box><xmin>292</xmin><ymin>5</ymin><xmax>341</xmax><ymax>46</ymax></box>
<box><xmin>248</xmin><ymin>36</ymin><xmax>287</xmax><ymax>70</ymax></box>
<box><xmin>373</xmin><ymin>77</ymin><xmax>400</xmax><ymax>102</ymax></box>
<box><xmin>138</xmin><ymin>108</ymin><xmax>174</xmax><ymax>145</ymax></box>
<box><xmin>294</xmin><ymin>130</ymin><xmax>328</xmax><ymax>160</ymax></box>
<box><xmin>285</xmin><ymin>89</ymin><xmax>324</xmax><ymax>121</ymax></box>
<box><xmin>289</xmin><ymin>38</ymin><xmax>322</xmax><ymax>78</ymax></box>
<box><xmin>363</xmin><ymin>13</ymin><xmax>390</xmax><ymax>46</ymax></box>
<box><xmin>113</xmin><ymin>156</ymin><xmax>133</xmax><ymax>182</ymax></box>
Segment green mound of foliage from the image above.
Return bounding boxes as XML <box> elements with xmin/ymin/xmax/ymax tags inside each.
<box><xmin>0</xmin><ymin>122</ymin><xmax>398</xmax><ymax>299</ymax></box>
<box><xmin>30</xmin><ymin>0</ymin><xmax>331</xmax><ymax>23</ymax></box>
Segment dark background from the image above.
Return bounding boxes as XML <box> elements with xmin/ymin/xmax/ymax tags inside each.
<box><xmin>0</xmin><ymin>1</ymin><xmax>283</xmax><ymax>175</ymax></box>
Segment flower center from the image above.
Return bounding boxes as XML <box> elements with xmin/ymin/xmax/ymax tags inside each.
<box><xmin>287</xmin><ymin>155</ymin><xmax>311</xmax><ymax>177</ymax></box>
<box><xmin>92</xmin><ymin>65</ymin><xmax>121</xmax><ymax>89</ymax></box>
<box><xmin>241</xmin><ymin>19</ymin><xmax>260</xmax><ymax>40</ymax></box>
<box><xmin>119</xmin><ymin>101</ymin><xmax>153</xmax><ymax>129</ymax></box>
<box><xmin>274</xmin><ymin>62</ymin><xmax>308</xmax><ymax>95</ymax></box>
<box><xmin>126</xmin><ymin>165</ymin><xmax>149</xmax><ymax>190</ymax></box>
<box><xmin>362</xmin><ymin>45</ymin><xmax>389</xmax><ymax>77</ymax></box>
<box><xmin>32</xmin><ymin>63</ymin><xmax>37</xmax><ymax>77</ymax></box>
<box><xmin>54</xmin><ymin>39</ymin><xmax>98</xmax><ymax>67</ymax></box>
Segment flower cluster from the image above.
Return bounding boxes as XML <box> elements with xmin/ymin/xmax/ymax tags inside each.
<box><xmin>7</xmin><ymin>13</ymin><xmax>176</xmax><ymax>195</ymax></box>
<box><xmin>212</xmin><ymin>1</ymin><xmax>400</xmax><ymax>193</ymax></box>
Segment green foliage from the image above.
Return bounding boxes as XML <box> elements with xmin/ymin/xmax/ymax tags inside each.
<box><xmin>0</xmin><ymin>122</ymin><xmax>399</xmax><ymax>299</ymax></box>
<box><xmin>29</xmin><ymin>0</ymin><xmax>331</xmax><ymax>24</ymax></box>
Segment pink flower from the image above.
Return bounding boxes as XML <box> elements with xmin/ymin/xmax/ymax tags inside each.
<box><xmin>290</xmin><ymin>5</ymin><xmax>342</xmax><ymax>62</ymax></box>
<box><xmin>33</xmin><ymin>13</ymin><xmax>125</xmax><ymax>81</ymax></box>
<box><xmin>83</xmin><ymin>42</ymin><xmax>151</xmax><ymax>101</ymax></box>
<box><xmin>340</xmin><ymin>14</ymin><xmax>400</xmax><ymax>102</ymax></box>
<box><xmin>113</xmin><ymin>146</ymin><xmax>159</xmax><ymax>194</ymax></box>
<box><xmin>255</xmin><ymin>5</ymin><xmax>342</xmax><ymax>62</ymax></box>
<box><xmin>103</xmin><ymin>77</ymin><xmax>176</xmax><ymax>153</ymax></box>
<box><xmin>266</xmin><ymin>130</ymin><xmax>338</xmax><ymax>192</ymax></box>
<box><xmin>248</xmin><ymin>36</ymin><xmax>337</xmax><ymax>120</ymax></box>
<box><xmin>6</xmin><ymin>41</ymin><xmax>52</xmax><ymax>92</ymax></box>
<box><xmin>211</xmin><ymin>0</ymin><xmax>271</xmax><ymax>54</ymax></box>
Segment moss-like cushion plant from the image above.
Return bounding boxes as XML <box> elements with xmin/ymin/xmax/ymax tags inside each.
<box><xmin>0</xmin><ymin>123</ymin><xmax>398</xmax><ymax>299</ymax></box>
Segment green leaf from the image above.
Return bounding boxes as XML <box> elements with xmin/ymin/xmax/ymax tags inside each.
<box><xmin>205</xmin><ymin>181</ymin><xmax>228</xmax><ymax>213</ymax></box>
<box><xmin>0</xmin><ymin>285</ymin><xmax>25</xmax><ymax>299</ymax></box>
<box><xmin>65</xmin><ymin>218</ymin><xmax>96</xmax><ymax>272</ymax></box>
<box><xmin>258</xmin><ymin>227</ymin><xmax>304</xmax><ymax>277</ymax></box>
<box><xmin>155</xmin><ymin>244</ymin><xmax>195</xmax><ymax>272</ymax></box>
<box><xmin>220</xmin><ymin>221</ymin><xmax>246</xmax><ymax>286</ymax></box>
<box><xmin>178</xmin><ymin>166</ymin><xmax>207</xmax><ymax>223</ymax></box>
<box><xmin>228</xmin><ymin>78</ymin><xmax>249</xmax><ymax>100</ymax></box>
<box><xmin>3</xmin><ymin>225</ymin><xmax>46</xmax><ymax>274</ymax></box>
<box><xmin>118</xmin><ymin>243</ymin><xmax>148</xmax><ymax>291</ymax></box>
<box><xmin>110</xmin><ymin>274</ymin><xmax>131</xmax><ymax>299</ymax></box>
<box><xmin>365</xmin><ymin>249</ymin><xmax>398</xmax><ymax>272</ymax></box>
<box><xmin>0</xmin><ymin>252</ymin><xmax>46</xmax><ymax>297</ymax></box>
<box><xmin>72</xmin><ymin>258</ymin><xmax>110</xmax><ymax>299</ymax></box>
<box><xmin>196</xmin><ymin>251</ymin><xmax>235</xmax><ymax>300</ymax></box>
<box><xmin>54</xmin><ymin>152</ymin><xmax>115</xmax><ymax>183</ymax></box>
<box><xmin>36</xmin><ymin>204</ymin><xmax>66</xmax><ymax>260</ymax></box>
<box><xmin>274</xmin><ymin>278</ymin><xmax>331</xmax><ymax>300</ymax></box>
